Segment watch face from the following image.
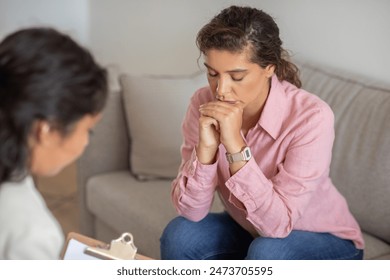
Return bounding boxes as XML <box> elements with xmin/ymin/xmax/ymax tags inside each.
<box><xmin>244</xmin><ymin>147</ymin><xmax>251</xmax><ymax>158</ymax></box>
<box><xmin>226</xmin><ymin>147</ymin><xmax>252</xmax><ymax>163</ymax></box>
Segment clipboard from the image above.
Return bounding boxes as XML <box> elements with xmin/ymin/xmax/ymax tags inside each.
<box><xmin>61</xmin><ymin>232</ymin><xmax>152</xmax><ymax>260</ymax></box>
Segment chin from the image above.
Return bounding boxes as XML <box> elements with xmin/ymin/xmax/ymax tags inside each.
<box><xmin>32</xmin><ymin>165</ymin><xmax>64</xmax><ymax>177</ymax></box>
<box><xmin>48</xmin><ymin>168</ymin><xmax>63</xmax><ymax>177</ymax></box>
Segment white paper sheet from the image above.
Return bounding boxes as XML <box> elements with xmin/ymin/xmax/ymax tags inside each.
<box><xmin>62</xmin><ymin>239</ymin><xmax>101</xmax><ymax>260</ymax></box>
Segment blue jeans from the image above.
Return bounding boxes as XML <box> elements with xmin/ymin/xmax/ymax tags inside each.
<box><xmin>160</xmin><ymin>212</ymin><xmax>363</xmax><ymax>260</ymax></box>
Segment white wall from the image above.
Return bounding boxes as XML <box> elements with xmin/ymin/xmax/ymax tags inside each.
<box><xmin>0</xmin><ymin>0</ymin><xmax>389</xmax><ymax>83</ymax></box>
<box><xmin>89</xmin><ymin>0</ymin><xmax>220</xmax><ymax>75</ymax></box>
<box><xmin>89</xmin><ymin>0</ymin><xmax>390</xmax><ymax>83</ymax></box>
<box><xmin>259</xmin><ymin>0</ymin><xmax>390</xmax><ymax>84</ymax></box>
<box><xmin>0</xmin><ymin>0</ymin><xmax>89</xmax><ymax>45</ymax></box>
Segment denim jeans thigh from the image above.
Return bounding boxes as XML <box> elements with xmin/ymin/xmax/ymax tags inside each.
<box><xmin>160</xmin><ymin>212</ymin><xmax>253</xmax><ymax>260</ymax></box>
<box><xmin>246</xmin><ymin>230</ymin><xmax>363</xmax><ymax>260</ymax></box>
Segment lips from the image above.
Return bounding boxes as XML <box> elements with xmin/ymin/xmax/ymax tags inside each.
<box><xmin>215</xmin><ymin>95</ymin><xmax>237</xmax><ymax>104</ymax></box>
<box><xmin>221</xmin><ymin>100</ymin><xmax>236</xmax><ymax>104</ymax></box>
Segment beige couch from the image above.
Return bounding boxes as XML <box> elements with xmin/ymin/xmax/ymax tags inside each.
<box><xmin>77</xmin><ymin>61</ymin><xmax>390</xmax><ymax>260</ymax></box>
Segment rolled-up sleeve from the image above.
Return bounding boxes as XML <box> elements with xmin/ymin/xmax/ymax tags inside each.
<box><xmin>171</xmin><ymin>88</ymin><xmax>218</xmax><ymax>221</ymax></box>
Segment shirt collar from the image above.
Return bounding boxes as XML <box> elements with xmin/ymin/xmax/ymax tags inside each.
<box><xmin>258</xmin><ymin>75</ymin><xmax>287</xmax><ymax>139</ymax></box>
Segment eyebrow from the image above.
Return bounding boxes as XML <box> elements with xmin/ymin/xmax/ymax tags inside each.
<box><xmin>204</xmin><ymin>63</ymin><xmax>248</xmax><ymax>73</ymax></box>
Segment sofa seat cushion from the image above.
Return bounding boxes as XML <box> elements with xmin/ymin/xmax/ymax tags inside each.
<box><xmin>86</xmin><ymin>171</ymin><xmax>224</xmax><ymax>259</ymax></box>
<box><xmin>86</xmin><ymin>171</ymin><xmax>177</xmax><ymax>258</ymax></box>
<box><xmin>362</xmin><ymin>232</ymin><xmax>390</xmax><ymax>260</ymax></box>
<box><xmin>375</xmin><ymin>254</ymin><xmax>390</xmax><ymax>260</ymax></box>
<box><xmin>120</xmin><ymin>72</ymin><xmax>207</xmax><ymax>180</ymax></box>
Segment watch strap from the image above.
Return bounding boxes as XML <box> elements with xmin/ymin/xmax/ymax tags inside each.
<box><xmin>225</xmin><ymin>146</ymin><xmax>252</xmax><ymax>164</ymax></box>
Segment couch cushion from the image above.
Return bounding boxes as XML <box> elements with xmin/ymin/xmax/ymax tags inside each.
<box><xmin>86</xmin><ymin>171</ymin><xmax>177</xmax><ymax>258</ymax></box>
<box><xmin>362</xmin><ymin>232</ymin><xmax>390</xmax><ymax>260</ymax></box>
<box><xmin>120</xmin><ymin>72</ymin><xmax>207</xmax><ymax>179</ymax></box>
<box><xmin>86</xmin><ymin>171</ymin><xmax>224</xmax><ymax>259</ymax></box>
<box><xmin>298</xmin><ymin>62</ymin><xmax>390</xmax><ymax>244</ymax></box>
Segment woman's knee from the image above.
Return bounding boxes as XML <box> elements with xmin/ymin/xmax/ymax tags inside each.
<box><xmin>160</xmin><ymin>216</ymin><xmax>192</xmax><ymax>247</ymax></box>
<box><xmin>161</xmin><ymin>213</ymin><xmax>230</xmax><ymax>246</ymax></box>
<box><xmin>160</xmin><ymin>216</ymin><xmax>203</xmax><ymax>259</ymax></box>
<box><xmin>246</xmin><ymin>236</ymin><xmax>305</xmax><ymax>260</ymax></box>
<box><xmin>246</xmin><ymin>237</ymin><xmax>285</xmax><ymax>260</ymax></box>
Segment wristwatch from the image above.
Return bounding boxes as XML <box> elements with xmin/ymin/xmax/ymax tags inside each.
<box><xmin>225</xmin><ymin>146</ymin><xmax>252</xmax><ymax>164</ymax></box>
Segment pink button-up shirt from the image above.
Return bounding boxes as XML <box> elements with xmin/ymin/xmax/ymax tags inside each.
<box><xmin>172</xmin><ymin>75</ymin><xmax>364</xmax><ymax>249</ymax></box>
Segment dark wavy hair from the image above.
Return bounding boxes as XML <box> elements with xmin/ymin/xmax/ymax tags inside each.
<box><xmin>196</xmin><ymin>5</ymin><xmax>301</xmax><ymax>88</ymax></box>
<box><xmin>0</xmin><ymin>27</ymin><xmax>108</xmax><ymax>183</ymax></box>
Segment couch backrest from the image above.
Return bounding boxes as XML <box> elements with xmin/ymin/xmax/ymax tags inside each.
<box><xmin>119</xmin><ymin>72</ymin><xmax>208</xmax><ymax>180</ymax></box>
<box><xmin>298</xmin><ymin>62</ymin><xmax>390</xmax><ymax>242</ymax></box>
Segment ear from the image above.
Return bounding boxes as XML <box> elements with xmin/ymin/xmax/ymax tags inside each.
<box><xmin>32</xmin><ymin>120</ymin><xmax>55</xmax><ymax>146</ymax></box>
<box><xmin>265</xmin><ymin>64</ymin><xmax>275</xmax><ymax>78</ymax></box>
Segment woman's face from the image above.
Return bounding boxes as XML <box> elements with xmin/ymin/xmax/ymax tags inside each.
<box><xmin>29</xmin><ymin>114</ymin><xmax>101</xmax><ymax>177</ymax></box>
<box><xmin>204</xmin><ymin>48</ymin><xmax>274</xmax><ymax>113</ymax></box>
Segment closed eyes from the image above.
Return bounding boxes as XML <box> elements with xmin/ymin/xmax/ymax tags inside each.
<box><xmin>207</xmin><ymin>72</ymin><xmax>244</xmax><ymax>82</ymax></box>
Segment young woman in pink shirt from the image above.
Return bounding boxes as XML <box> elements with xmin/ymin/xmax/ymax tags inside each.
<box><xmin>160</xmin><ymin>5</ymin><xmax>364</xmax><ymax>259</ymax></box>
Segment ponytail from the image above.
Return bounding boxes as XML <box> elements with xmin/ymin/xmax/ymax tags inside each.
<box><xmin>275</xmin><ymin>49</ymin><xmax>302</xmax><ymax>88</ymax></box>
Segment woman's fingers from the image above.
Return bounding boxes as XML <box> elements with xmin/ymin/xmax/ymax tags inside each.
<box><xmin>199</xmin><ymin>101</ymin><xmax>245</xmax><ymax>152</ymax></box>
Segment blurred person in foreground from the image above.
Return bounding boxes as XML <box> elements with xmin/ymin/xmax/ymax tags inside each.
<box><xmin>0</xmin><ymin>27</ymin><xmax>107</xmax><ymax>259</ymax></box>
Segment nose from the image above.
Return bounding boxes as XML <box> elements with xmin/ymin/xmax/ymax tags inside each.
<box><xmin>215</xmin><ymin>79</ymin><xmax>230</xmax><ymax>100</ymax></box>
<box><xmin>216</xmin><ymin>82</ymin><xmax>223</xmax><ymax>100</ymax></box>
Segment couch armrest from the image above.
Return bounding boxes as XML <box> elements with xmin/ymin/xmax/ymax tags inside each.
<box><xmin>77</xmin><ymin>88</ymin><xmax>130</xmax><ymax>236</ymax></box>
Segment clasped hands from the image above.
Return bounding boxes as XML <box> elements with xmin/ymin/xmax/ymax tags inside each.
<box><xmin>196</xmin><ymin>100</ymin><xmax>246</xmax><ymax>165</ymax></box>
